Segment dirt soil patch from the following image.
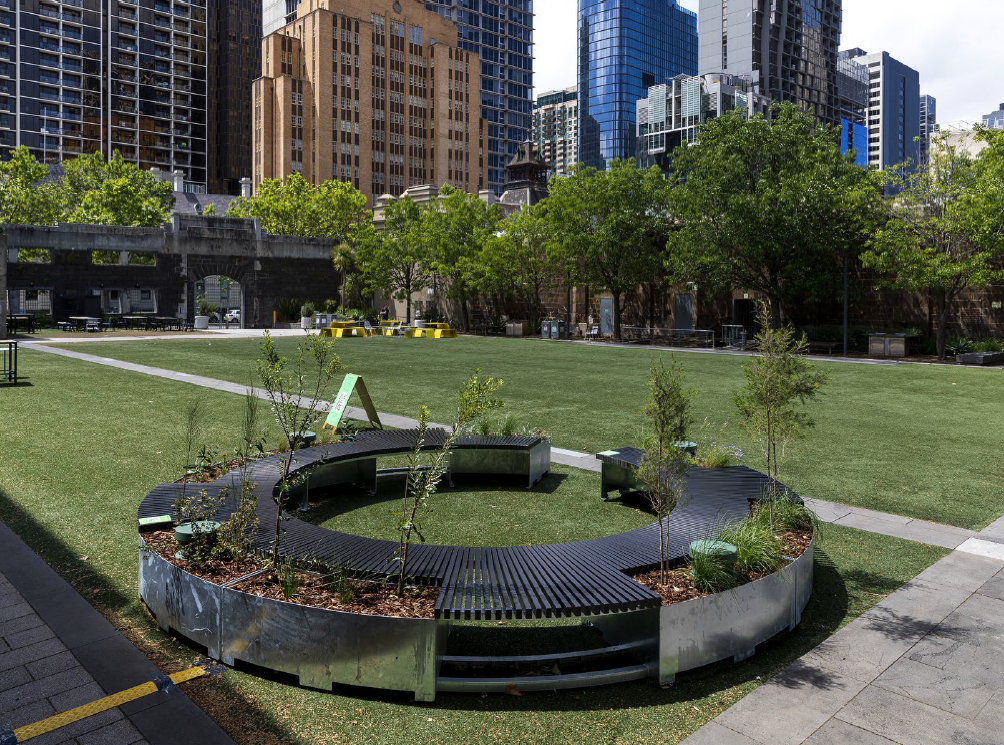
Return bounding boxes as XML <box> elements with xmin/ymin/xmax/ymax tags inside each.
<box><xmin>143</xmin><ymin>529</ymin><xmax>436</xmax><ymax>618</ymax></box>
<box><xmin>632</xmin><ymin>526</ymin><xmax>812</xmax><ymax>606</ymax></box>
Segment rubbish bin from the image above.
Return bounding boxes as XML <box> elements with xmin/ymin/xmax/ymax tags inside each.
<box><xmin>541</xmin><ymin>320</ymin><xmax>551</xmax><ymax>338</ymax></box>
<box><xmin>550</xmin><ymin>321</ymin><xmax>564</xmax><ymax>339</ymax></box>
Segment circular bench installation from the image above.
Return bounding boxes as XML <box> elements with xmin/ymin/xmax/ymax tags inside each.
<box><xmin>137</xmin><ymin>430</ymin><xmax>813</xmax><ymax>701</ymax></box>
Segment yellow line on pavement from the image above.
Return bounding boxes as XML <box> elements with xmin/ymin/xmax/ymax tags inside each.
<box><xmin>13</xmin><ymin>666</ymin><xmax>207</xmax><ymax>742</ymax></box>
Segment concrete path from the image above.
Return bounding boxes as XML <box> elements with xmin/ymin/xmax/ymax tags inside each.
<box><xmin>0</xmin><ymin>522</ymin><xmax>235</xmax><ymax>745</ymax></box>
<box><xmin>682</xmin><ymin>548</ymin><xmax>1004</xmax><ymax>745</ymax></box>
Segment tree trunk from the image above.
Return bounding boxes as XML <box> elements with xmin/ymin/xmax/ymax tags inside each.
<box><xmin>613</xmin><ymin>291</ymin><xmax>623</xmax><ymax>341</ymax></box>
<box><xmin>647</xmin><ymin>283</ymin><xmax>656</xmax><ymax>329</ymax></box>
<box><xmin>769</xmin><ymin>297</ymin><xmax>783</xmax><ymax>329</ymax></box>
<box><xmin>935</xmin><ymin>290</ymin><xmax>949</xmax><ymax>360</ymax></box>
<box><xmin>405</xmin><ymin>294</ymin><xmax>411</xmax><ymax>324</ymax></box>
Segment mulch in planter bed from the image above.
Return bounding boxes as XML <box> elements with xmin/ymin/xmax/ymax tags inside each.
<box><xmin>632</xmin><ymin>526</ymin><xmax>812</xmax><ymax>606</ymax></box>
<box><xmin>143</xmin><ymin>530</ymin><xmax>436</xmax><ymax>618</ymax></box>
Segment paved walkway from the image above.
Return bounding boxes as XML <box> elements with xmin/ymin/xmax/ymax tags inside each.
<box><xmin>0</xmin><ymin>522</ymin><xmax>234</xmax><ymax>745</ymax></box>
<box><xmin>683</xmin><ymin>548</ymin><xmax>1004</xmax><ymax>745</ymax></box>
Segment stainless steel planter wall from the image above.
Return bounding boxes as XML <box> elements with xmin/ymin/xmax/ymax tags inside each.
<box><xmin>657</xmin><ymin>540</ymin><xmax>814</xmax><ymax>684</ymax></box>
<box><xmin>590</xmin><ymin>540</ymin><xmax>814</xmax><ymax>685</ymax></box>
<box><xmin>139</xmin><ymin>541</ymin><xmax>222</xmax><ymax>659</ymax></box>
<box><xmin>448</xmin><ymin>441</ymin><xmax>551</xmax><ymax>488</ymax></box>
<box><xmin>139</xmin><ymin>544</ymin><xmax>447</xmax><ymax>700</ymax></box>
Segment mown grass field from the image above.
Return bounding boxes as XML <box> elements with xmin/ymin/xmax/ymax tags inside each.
<box><xmin>51</xmin><ymin>333</ymin><xmax>1004</xmax><ymax>530</ymax></box>
<box><xmin>0</xmin><ymin>346</ymin><xmax>952</xmax><ymax>743</ymax></box>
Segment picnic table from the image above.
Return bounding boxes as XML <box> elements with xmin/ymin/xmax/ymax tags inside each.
<box><xmin>67</xmin><ymin>316</ymin><xmax>101</xmax><ymax>332</ymax></box>
<box><xmin>122</xmin><ymin>315</ymin><xmax>153</xmax><ymax>329</ymax></box>
<box><xmin>5</xmin><ymin>314</ymin><xmax>35</xmax><ymax>335</ymax></box>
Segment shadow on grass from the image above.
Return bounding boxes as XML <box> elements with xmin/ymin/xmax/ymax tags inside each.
<box><xmin>0</xmin><ymin>487</ymin><xmax>293</xmax><ymax>745</ymax></box>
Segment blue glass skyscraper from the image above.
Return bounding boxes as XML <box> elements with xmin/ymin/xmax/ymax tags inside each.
<box><xmin>424</xmin><ymin>0</ymin><xmax>534</xmax><ymax>195</ymax></box>
<box><xmin>578</xmin><ymin>0</ymin><xmax>697</xmax><ymax>170</ymax></box>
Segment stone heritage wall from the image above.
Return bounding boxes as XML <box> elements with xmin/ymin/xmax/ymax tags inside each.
<box><xmin>0</xmin><ymin>215</ymin><xmax>341</xmax><ymax>327</ymax></box>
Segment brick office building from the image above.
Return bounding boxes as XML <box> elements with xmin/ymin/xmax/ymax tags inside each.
<box><xmin>252</xmin><ymin>0</ymin><xmax>487</xmax><ymax>205</ymax></box>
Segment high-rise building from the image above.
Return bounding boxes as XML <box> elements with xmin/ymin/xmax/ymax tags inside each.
<box><xmin>262</xmin><ymin>0</ymin><xmax>295</xmax><ymax>35</ymax></box>
<box><xmin>578</xmin><ymin>0</ymin><xmax>697</xmax><ymax>171</ymax></box>
<box><xmin>208</xmin><ymin>0</ymin><xmax>261</xmax><ymax>193</ymax></box>
<box><xmin>533</xmin><ymin>86</ymin><xmax>577</xmax><ymax>176</ymax></box>
<box><xmin>842</xmin><ymin>49</ymin><xmax>920</xmax><ymax>172</ymax></box>
<box><xmin>636</xmin><ymin>73</ymin><xmax>770</xmax><ymax>172</ymax></box>
<box><xmin>836</xmin><ymin>50</ymin><xmax>868</xmax><ymax>166</ymax></box>
<box><xmin>422</xmin><ymin>0</ymin><xmax>533</xmax><ymax>195</ymax></box>
<box><xmin>0</xmin><ymin>0</ymin><xmax>209</xmax><ymax>189</ymax></box>
<box><xmin>252</xmin><ymin>0</ymin><xmax>486</xmax><ymax>204</ymax></box>
<box><xmin>698</xmin><ymin>0</ymin><xmax>843</xmax><ymax>126</ymax></box>
<box><xmin>982</xmin><ymin>102</ymin><xmax>1004</xmax><ymax>129</ymax></box>
<box><xmin>919</xmin><ymin>94</ymin><xmax>937</xmax><ymax>166</ymax></box>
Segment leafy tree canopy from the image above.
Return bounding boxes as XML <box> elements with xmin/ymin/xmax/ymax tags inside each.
<box><xmin>861</xmin><ymin>127</ymin><xmax>1004</xmax><ymax>358</ymax></box>
<box><xmin>61</xmin><ymin>150</ymin><xmax>175</xmax><ymax>227</ymax></box>
<box><xmin>357</xmin><ymin>195</ymin><xmax>433</xmax><ymax>321</ymax></box>
<box><xmin>226</xmin><ymin>174</ymin><xmax>373</xmax><ymax>249</ymax></box>
<box><xmin>479</xmin><ymin>201</ymin><xmax>562</xmax><ymax>320</ymax></box>
<box><xmin>422</xmin><ymin>185</ymin><xmax>501</xmax><ymax>328</ymax></box>
<box><xmin>544</xmin><ymin>158</ymin><xmax>672</xmax><ymax>339</ymax></box>
<box><xmin>668</xmin><ymin>103</ymin><xmax>886</xmax><ymax>326</ymax></box>
<box><xmin>0</xmin><ymin>146</ymin><xmax>62</xmax><ymax>225</ymax></box>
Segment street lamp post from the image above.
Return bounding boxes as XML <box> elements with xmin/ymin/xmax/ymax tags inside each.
<box><xmin>840</xmin><ymin>250</ymin><xmax>851</xmax><ymax>357</ymax></box>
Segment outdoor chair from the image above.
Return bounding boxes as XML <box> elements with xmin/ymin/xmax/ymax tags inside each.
<box><xmin>586</xmin><ymin>325</ymin><xmax>600</xmax><ymax>340</ymax></box>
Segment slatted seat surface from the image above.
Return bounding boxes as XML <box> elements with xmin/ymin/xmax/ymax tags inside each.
<box><xmin>138</xmin><ymin>433</ymin><xmax>775</xmax><ymax>620</ymax></box>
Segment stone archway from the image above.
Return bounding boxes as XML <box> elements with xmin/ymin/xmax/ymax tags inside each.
<box><xmin>194</xmin><ymin>275</ymin><xmax>244</xmax><ymax>327</ymax></box>
<box><xmin>184</xmin><ymin>255</ymin><xmax>256</xmax><ymax>327</ymax></box>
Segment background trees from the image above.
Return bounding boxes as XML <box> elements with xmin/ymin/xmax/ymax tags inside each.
<box><xmin>0</xmin><ymin>146</ymin><xmax>62</xmax><ymax>225</ymax></box>
<box><xmin>479</xmin><ymin>202</ymin><xmax>562</xmax><ymax>325</ymax></box>
<box><xmin>668</xmin><ymin>104</ymin><xmax>886</xmax><ymax>327</ymax></box>
<box><xmin>861</xmin><ymin>128</ymin><xmax>1004</xmax><ymax>358</ymax></box>
<box><xmin>357</xmin><ymin>195</ymin><xmax>433</xmax><ymax>321</ymax></box>
<box><xmin>422</xmin><ymin>185</ymin><xmax>501</xmax><ymax>329</ymax></box>
<box><xmin>0</xmin><ymin>147</ymin><xmax>174</xmax><ymax>227</ymax></box>
<box><xmin>546</xmin><ymin>159</ymin><xmax>672</xmax><ymax>340</ymax></box>
<box><xmin>61</xmin><ymin>151</ymin><xmax>175</xmax><ymax>227</ymax></box>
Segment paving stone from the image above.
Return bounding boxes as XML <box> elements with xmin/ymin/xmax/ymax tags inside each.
<box><xmin>799</xmin><ymin>597</ymin><xmax>955</xmax><ymax>684</ymax></box>
<box><xmin>25</xmin><ymin>591</ymin><xmax>118</xmax><ymax>651</ymax></box>
<box><xmin>681</xmin><ymin>720</ymin><xmax>764</xmax><ymax>744</ymax></box>
<box><xmin>0</xmin><ymin>638</ymin><xmax>10</xmax><ymax>655</ymax></box>
<box><xmin>912</xmin><ymin>551</ymin><xmax>1004</xmax><ymax>593</ymax></box>
<box><xmin>1</xmin><ymin>696</ymin><xmax>57</xmax><ymax>729</ymax></box>
<box><xmin>835</xmin><ymin>685</ymin><xmax>989</xmax><ymax>745</ymax></box>
<box><xmin>0</xmin><ymin>666</ymin><xmax>94</xmax><ymax>712</ymax></box>
<box><xmin>77</xmin><ymin>719</ymin><xmax>144</xmax><ymax>745</ymax></box>
<box><xmin>832</xmin><ymin>513</ymin><xmax>968</xmax><ymax>549</ymax></box>
<box><xmin>976</xmin><ymin>573</ymin><xmax>1004</xmax><ymax>602</ymax></box>
<box><xmin>0</xmin><ymin>664</ymin><xmax>32</xmax><ymax>692</ymax></box>
<box><xmin>0</xmin><ymin>638</ymin><xmax>67</xmax><ymax>671</ymax></box>
<box><xmin>871</xmin><ymin>656</ymin><xmax>997</xmax><ymax>717</ymax></box>
<box><xmin>23</xmin><ymin>709</ymin><xmax>127</xmax><ymax>745</ymax></box>
<box><xmin>1</xmin><ymin>601</ymin><xmax>35</xmax><ymax>623</ymax></box>
<box><xmin>27</xmin><ymin>651</ymin><xmax>80</xmax><ymax>681</ymax></box>
<box><xmin>6</xmin><ymin>624</ymin><xmax>57</xmax><ymax>650</ymax></box>
<box><xmin>49</xmin><ymin>681</ymin><xmax>106</xmax><ymax>711</ymax></box>
<box><xmin>1</xmin><ymin>610</ymin><xmax>45</xmax><ymax>637</ymax></box>
<box><xmin>713</xmin><ymin>659</ymin><xmax>868</xmax><ymax>745</ymax></box>
<box><xmin>128</xmin><ymin>694</ymin><xmax>238</xmax><ymax>745</ymax></box>
<box><xmin>802</xmin><ymin>719</ymin><xmax>897</xmax><ymax>744</ymax></box>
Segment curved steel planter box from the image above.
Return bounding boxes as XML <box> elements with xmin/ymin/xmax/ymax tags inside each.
<box><xmin>591</xmin><ymin>538</ymin><xmax>814</xmax><ymax>685</ymax></box>
<box><xmin>657</xmin><ymin>539</ymin><xmax>814</xmax><ymax>684</ymax></box>
<box><xmin>139</xmin><ymin>542</ymin><xmax>447</xmax><ymax>701</ymax></box>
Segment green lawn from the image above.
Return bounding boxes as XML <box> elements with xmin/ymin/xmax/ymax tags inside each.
<box><xmin>0</xmin><ymin>348</ymin><xmax>949</xmax><ymax>744</ymax></box>
<box><xmin>49</xmin><ymin>334</ymin><xmax>1004</xmax><ymax>530</ymax></box>
<box><xmin>303</xmin><ymin>466</ymin><xmax>652</xmax><ymax>546</ymax></box>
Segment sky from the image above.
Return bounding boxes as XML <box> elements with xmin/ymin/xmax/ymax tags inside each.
<box><xmin>533</xmin><ymin>0</ymin><xmax>1004</xmax><ymax>127</ymax></box>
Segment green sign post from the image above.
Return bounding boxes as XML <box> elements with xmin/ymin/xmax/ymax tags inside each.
<box><xmin>324</xmin><ymin>373</ymin><xmax>382</xmax><ymax>431</ymax></box>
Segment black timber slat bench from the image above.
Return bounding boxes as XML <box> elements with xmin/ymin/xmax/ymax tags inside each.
<box><xmin>137</xmin><ymin>432</ymin><xmax>770</xmax><ymax>621</ymax></box>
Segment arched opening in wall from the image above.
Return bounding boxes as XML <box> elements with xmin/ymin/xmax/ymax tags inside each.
<box><xmin>194</xmin><ymin>275</ymin><xmax>244</xmax><ymax>329</ymax></box>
